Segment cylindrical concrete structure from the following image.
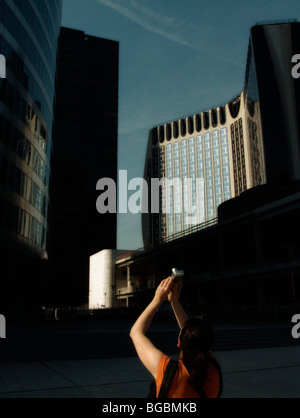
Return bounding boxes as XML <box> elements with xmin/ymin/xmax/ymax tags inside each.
<box><xmin>89</xmin><ymin>249</ymin><xmax>116</xmax><ymax>309</ymax></box>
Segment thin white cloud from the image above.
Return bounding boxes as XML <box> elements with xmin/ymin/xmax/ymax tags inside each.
<box><xmin>96</xmin><ymin>0</ymin><xmax>194</xmax><ymax>49</ymax></box>
<box><xmin>129</xmin><ymin>0</ymin><xmax>176</xmax><ymax>26</ymax></box>
<box><xmin>96</xmin><ymin>0</ymin><xmax>244</xmax><ymax>69</ymax></box>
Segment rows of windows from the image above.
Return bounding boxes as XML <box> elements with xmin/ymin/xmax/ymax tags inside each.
<box><xmin>212</xmin><ymin>131</ymin><xmax>223</xmax><ymax>208</ymax></box>
<box><xmin>231</xmin><ymin>119</ymin><xmax>247</xmax><ymax>196</ymax></box>
<box><xmin>0</xmin><ymin>197</ymin><xmax>46</xmax><ymax>249</ymax></box>
<box><xmin>0</xmin><ymin>77</ymin><xmax>48</xmax><ymax>152</ymax></box>
<box><xmin>166</xmin><ymin>143</ymin><xmax>174</xmax><ymax>236</ymax></box>
<box><xmin>40</xmin><ymin>0</ymin><xmax>62</xmax><ymax>20</ymax></box>
<box><xmin>152</xmin><ymin>108</ymin><xmax>227</xmax><ymax>145</ymax></box>
<box><xmin>161</xmin><ymin>127</ymin><xmax>231</xmax><ymax>238</ymax></box>
<box><xmin>157</xmin><ymin>146</ymin><xmax>166</xmax><ymax>242</ymax></box>
<box><xmin>220</xmin><ymin>128</ymin><xmax>231</xmax><ymax>201</ymax></box>
<box><xmin>0</xmin><ymin>0</ymin><xmax>61</xmax><ymax>253</ymax></box>
<box><xmin>0</xmin><ymin>114</ymin><xmax>49</xmax><ymax>185</ymax></box>
<box><xmin>187</xmin><ymin>137</ymin><xmax>197</xmax><ymax>227</ymax></box>
<box><xmin>32</xmin><ymin>0</ymin><xmax>61</xmax><ymax>45</ymax></box>
<box><xmin>0</xmin><ymin>37</ymin><xmax>53</xmax><ymax>131</ymax></box>
<box><xmin>151</xmin><ymin>147</ymin><xmax>159</xmax><ymax>178</ymax></box>
<box><xmin>0</xmin><ymin>0</ymin><xmax>55</xmax><ymax>110</ymax></box>
<box><xmin>173</xmin><ymin>142</ymin><xmax>181</xmax><ymax>234</ymax></box>
<box><xmin>17</xmin><ymin>0</ymin><xmax>62</xmax><ymax>61</ymax></box>
<box><xmin>181</xmin><ymin>139</ymin><xmax>188</xmax><ymax>230</ymax></box>
<box><xmin>0</xmin><ymin>155</ymin><xmax>47</xmax><ymax>217</ymax></box>
<box><xmin>196</xmin><ymin>137</ymin><xmax>205</xmax><ymax>224</ymax></box>
<box><xmin>204</xmin><ymin>133</ymin><xmax>214</xmax><ymax>220</ymax></box>
<box><xmin>247</xmin><ymin>118</ymin><xmax>265</xmax><ymax>187</ymax></box>
<box><xmin>13</xmin><ymin>0</ymin><xmax>57</xmax><ymax>73</ymax></box>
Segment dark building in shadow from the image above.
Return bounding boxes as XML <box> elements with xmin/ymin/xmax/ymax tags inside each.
<box><xmin>115</xmin><ymin>183</ymin><xmax>300</xmax><ymax>322</ymax></box>
<box><xmin>0</xmin><ymin>0</ymin><xmax>62</xmax><ymax>321</ymax></box>
<box><xmin>46</xmin><ymin>28</ymin><xmax>119</xmax><ymax>308</ymax></box>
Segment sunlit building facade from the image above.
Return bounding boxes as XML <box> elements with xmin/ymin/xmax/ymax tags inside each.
<box><xmin>142</xmin><ymin>20</ymin><xmax>299</xmax><ymax>246</ymax></box>
<box><xmin>142</xmin><ymin>92</ymin><xmax>266</xmax><ymax>245</ymax></box>
<box><xmin>0</xmin><ymin>0</ymin><xmax>62</xmax><ymax>319</ymax></box>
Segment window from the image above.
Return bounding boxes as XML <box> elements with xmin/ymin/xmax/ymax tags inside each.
<box><xmin>195</xmin><ymin>114</ymin><xmax>202</xmax><ymax>132</ymax></box>
<box><xmin>188</xmin><ymin>116</ymin><xmax>194</xmax><ymax>134</ymax></box>
<box><xmin>180</xmin><ymin>119</ymin><xmax>186</xmax><ymax>137</ymax></box>
<box><xmin>211</xmin><ymin>109</ymin><xmax>218</xmax><ymax>127</ymax></box>
<box><xmin>229</xmin><ymin>96</ymin><xmax>241</xmax><ymax>118</ymax></box>
<box><xmin>159</xmin><ymin>125</ymin><xmax>165</xmax><ymax>143</ymax></box>
<box><xmin>173</xmin><ymin>121</ymin><xmax>179</xmax><ymax>139</ymax></box>
<box><xmin>219</xmin><ymin>106</ymin><xmax>226</xmax><ymax>125</ymax></box>
<box><xmin>166</xmin><ymin>124</ymin><xmax>171</xmax><ymax>141</ymax></box>
<box><xmin>203</xmin><ymin>112</ymin><xmax>209</xmax><ymax>130</ymax></box>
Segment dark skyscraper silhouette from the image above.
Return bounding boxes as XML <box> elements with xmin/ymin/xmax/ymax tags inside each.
<box><xmin>47</xmin><ymin>28</ymin><xmax>119</xmax><ymax>308</ymax></box>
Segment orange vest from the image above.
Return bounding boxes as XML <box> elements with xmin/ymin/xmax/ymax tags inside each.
<box><xmin>156</xmin><ymin>353</ymin><xmax>221</xmax><ymax>398</ymax></box>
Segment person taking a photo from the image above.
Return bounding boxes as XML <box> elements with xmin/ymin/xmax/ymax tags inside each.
<box><xmin>130</xmin><ymin>276</ymin><xmax>222</xmax><ymax>398</ymax></box>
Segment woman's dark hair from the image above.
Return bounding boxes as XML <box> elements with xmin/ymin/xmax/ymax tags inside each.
<box><xmin>179</xmin><ymin>316</ymin><xmax>214</xmax><ymax>394</ymax></box>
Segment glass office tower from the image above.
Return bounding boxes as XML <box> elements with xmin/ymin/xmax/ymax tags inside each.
<box><xmin>143</xmin><ymin>21</ymin><xmax>300</xmax><ymax>246</ymax></box>
<box><xmin>142</xmin><ymin>94</ymin><xmax>257</xmax><ymax>245</ymax></box>
<box><xmin>0</xmin><ymin>0</ymin><xmax>62</xmax><ymax>320</ymax></box>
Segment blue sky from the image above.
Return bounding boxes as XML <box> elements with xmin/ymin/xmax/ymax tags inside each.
<box><xmin>61</xmin><ymin>0</ymin><xmax>300</xmax><ymax>250</ymax></box>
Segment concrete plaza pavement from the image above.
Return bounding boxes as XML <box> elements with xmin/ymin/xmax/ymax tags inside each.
<box><xmin>0</xmin><ymin>345</ymin><xmax>299</xmax><ymax>398</ymax></box>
